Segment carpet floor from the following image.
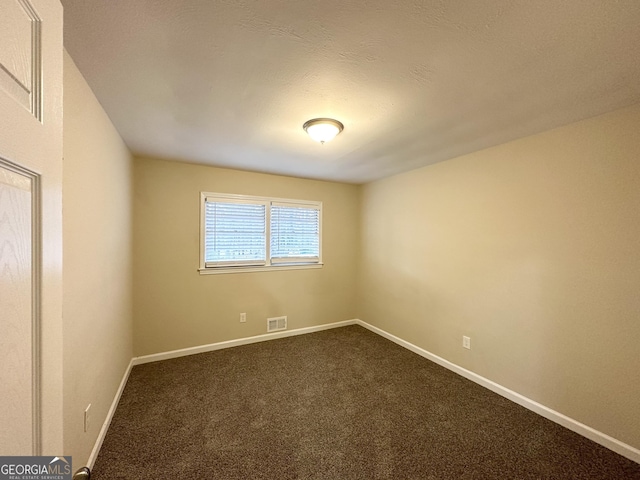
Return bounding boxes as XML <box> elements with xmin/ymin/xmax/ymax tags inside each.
<box><xmin>92</xmin><ymin>325</ymin><xmax>640</xmax><ymax>479</ymax></box>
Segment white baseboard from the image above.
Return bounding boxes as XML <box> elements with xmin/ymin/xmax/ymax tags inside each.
<box><xmin>132</xmin><ymin>319</ymin><xmax>358</xmax><ymax>366</ymax></box>
<box><xmin>354</xmin><ymin>319</ymin><xmax>640</xmax><ymax>465</ymax></box>
<box><xmin>86</xmin><ymin>358</ymin><xmax>133</xmax><ymax>469</ymax></box>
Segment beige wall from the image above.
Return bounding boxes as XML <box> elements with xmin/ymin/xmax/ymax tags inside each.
<box><xmin>358</xmin><ymin>103</ymin><xmax>640</xmax><ymax>450</ymax></box>
<box><xmin>63</xmin><ymin>51</ymin><xmax>134</xmax><ymax>466</ymax></box>
<box><xmin>133</xmin><ymin>157</ymin><xmax>360</xmax><ymax>356</ymax></box>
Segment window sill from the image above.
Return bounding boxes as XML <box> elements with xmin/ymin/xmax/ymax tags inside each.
<box><xmin>198</xmin><ymin>263</ymin><xmax>324</xmax><ymax>275</ymax></box>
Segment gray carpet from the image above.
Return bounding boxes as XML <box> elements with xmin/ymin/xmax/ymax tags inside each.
<box><xmin>92</xmin><ymin>325</ymin><xmax>640</xmax><ymax>479</ymax></box>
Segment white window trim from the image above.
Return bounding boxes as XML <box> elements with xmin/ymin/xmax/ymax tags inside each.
<box><xmin>199</xmin><ymin>192</ymin><xmax>323</xmax><ymax>275</ymax></box>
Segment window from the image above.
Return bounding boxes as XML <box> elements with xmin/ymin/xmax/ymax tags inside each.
<box><xmin>200</xmin><ymin>193</ymin><xmax>322</xmax><ymax>274</ymax></box>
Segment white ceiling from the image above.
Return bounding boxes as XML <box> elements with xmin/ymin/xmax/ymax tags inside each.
<box><xmin>61</xmin><ymin>0</ymin><xmax>640</xmax><ymax>184</ymax></box>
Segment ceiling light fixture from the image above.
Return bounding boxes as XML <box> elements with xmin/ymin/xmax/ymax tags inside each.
<box><xmin>303</xmin><ymin>118</ymin><xmax>344</xmax><ymax>144</ymax></box>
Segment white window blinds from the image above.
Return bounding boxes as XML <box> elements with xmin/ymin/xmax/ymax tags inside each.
<box><xmin>201</xmin><ymin>193</ymin><xmax>322</xmax><ymax>271</ymax></box>
<box><xmin>204</xmin><ymin>200</ymin><xmax>266</xmax><ymax>266</ymax></box>
<box><xmin>270</xmin><ymin>204</ymin><xmax>320</xmax><ymax>264</ymax></box>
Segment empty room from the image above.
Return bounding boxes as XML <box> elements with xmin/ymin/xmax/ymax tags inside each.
<box><xmin>1</xmin><ymin>0</ymin><xmax>639</xmax><ymax>479</ymax></box>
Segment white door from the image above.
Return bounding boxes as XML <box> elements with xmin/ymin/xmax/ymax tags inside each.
<box><xmin>0</xmin><ymin>0</ymin><xmax>63</xmax><ymax>455</ymax></box>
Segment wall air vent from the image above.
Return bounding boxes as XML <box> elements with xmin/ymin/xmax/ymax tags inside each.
<box><xmin>267</xmin><ymin>316</ymin><xmax>287</xmax><ymax>333</ymax></box>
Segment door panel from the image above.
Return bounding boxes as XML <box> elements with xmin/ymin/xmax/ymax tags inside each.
<box><xmin>0</xmin><ymin>162</ymin><xmax>35</xmax><ymax>454</ymax></box>
<box><xmin>0</xmin><ymin>0</ymin><xmax>42</xmax><ymax>118</ymax></box>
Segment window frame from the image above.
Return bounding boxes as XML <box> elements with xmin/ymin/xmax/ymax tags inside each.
<box><xmin>199</xmin><ymin>192</ymin><xmax>323</xmax><ymax>275</ymax></box>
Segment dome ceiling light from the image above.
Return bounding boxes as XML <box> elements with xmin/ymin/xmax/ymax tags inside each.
<box><xmin>303</xmin><ymin>118</ymin><xmax>344</xmax><ymax>144</ymax></box>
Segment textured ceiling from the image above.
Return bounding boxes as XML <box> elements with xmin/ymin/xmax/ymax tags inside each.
<box><xmin>62</xmin><ymin>0</ymin><xmax>640</xmax><ymax>184</ymax></box>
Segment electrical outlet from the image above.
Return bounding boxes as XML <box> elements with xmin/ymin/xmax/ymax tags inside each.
<box><xmin>84</xmin><ymin>404</ymin><xmax>91</xmax><ymax>433</ymax></box>
<box><xmin>240</xmin><ymin>312</ymin><xmax>246</xmax><ymax>323</ymax></box>
<box><xmin>463</xmin><ymin>336</ymin><xmax>471</xmax><ymax>349</ymax></box>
